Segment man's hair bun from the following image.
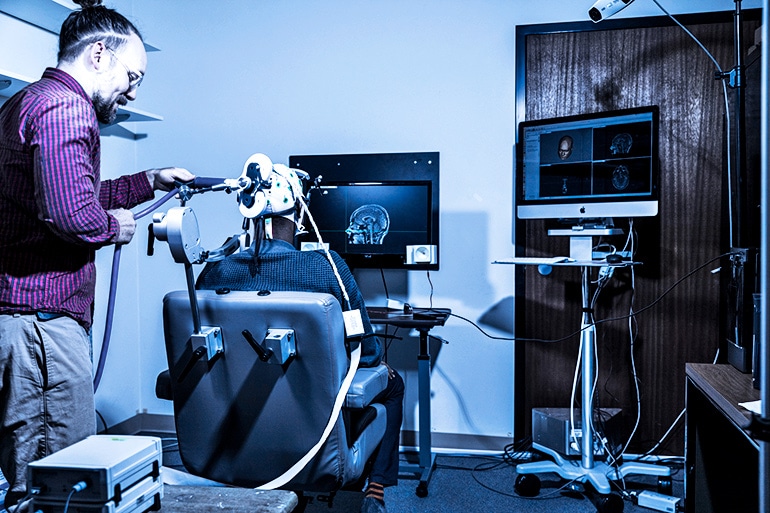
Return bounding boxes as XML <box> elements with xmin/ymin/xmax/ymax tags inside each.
<box><xmin>57</xmin><ymin>0</ymin><xmax>141</xmax><ymax>63</ymax></box>
<box><xmin>72</xmin><ymin>0</ymin><xmax>104</xmax><ymax>8</ymax></box>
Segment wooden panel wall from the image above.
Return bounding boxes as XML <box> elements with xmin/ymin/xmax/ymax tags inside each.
<box><xmin>516</xmin><ymin>13</ymin><xmax>761</xmax><ymax>456</ymax></box>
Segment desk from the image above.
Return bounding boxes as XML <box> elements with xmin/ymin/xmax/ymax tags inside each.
<box><xmin>685</xmin><ymin>363</ymin><xmax>760</xmax><ymax>513</ymax></box>
<box><xmin>160</xmin><ymin>485</ymin><xmax>297</xmax><ymax>512</ymax></box>
<box><xmin>367</xmin><ymin>307</ymin><xmax>451</xmax><ymax>497</ymax></box>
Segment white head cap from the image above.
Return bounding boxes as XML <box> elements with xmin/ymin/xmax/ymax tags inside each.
<box><xmin>237</xmin><ymin>153</ymin><xmax>308</xmax><ymax>228</ymax></box>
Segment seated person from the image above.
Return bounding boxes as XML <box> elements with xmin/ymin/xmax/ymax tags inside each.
<box><xmin>195</xmin><ymin>166</ymin><xmax>403</xmax><ymax>513</ymax></box>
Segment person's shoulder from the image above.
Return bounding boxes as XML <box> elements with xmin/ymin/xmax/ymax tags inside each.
<box><xmin>209</xmin><ymin>247</ymin><xmax>256</xmax><ymax>268</ymax></box>
<box><xmin>314</xmin><ymin>248</ymin><xmax>343</xmax><ymax>262</ymax></box>
<box><xmin>285</xmin><ymin>246</ymin><xmax>335</xmax><ymax>260</ymax></box>
<box><xmin>303</xmin><ymin>248</ymin><xmax>349</xmax><ymax>266</ymax></box>
<box><xmin>196</xmin><ymin>252</ymin><xmax>252</xmax><ymax>289</ymax></box>
<box><xmin>22</xmin><ymin>79</ymin><xmax>94</xmax><ymax>126</ymax></box>
<box><xmin>327</xmin><ymin>250</ymin><xmax>352</xmax><ymax>270</ymax></box>
<box><xmin>27</xmin><ymin>71</ymin><xmax>84</xmax><ymax>102</ymax></box>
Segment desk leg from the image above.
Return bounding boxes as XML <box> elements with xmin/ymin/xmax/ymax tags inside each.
<box><xmin>400</xmin><ymin>328</ymin><xmax>436</xmax><ymax>497</ymax></box>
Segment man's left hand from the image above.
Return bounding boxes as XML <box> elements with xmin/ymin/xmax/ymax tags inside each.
<box><xmin>146</xmin><ymin>167</ymin><xmax>195</xmax><ymax>191</ymax></box>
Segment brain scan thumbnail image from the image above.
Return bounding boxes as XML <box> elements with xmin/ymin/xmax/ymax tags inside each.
<box><xmin>346</xmin><ymin>204</ymin><xmax>390</xmax><ymax>244</ymax></box>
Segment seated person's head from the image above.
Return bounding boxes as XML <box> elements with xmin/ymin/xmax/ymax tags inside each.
<box><xmin>251</xmin><ymin>164</ymin><xmax>307</xmax><ymax>246</ymax></box>
<box><xmin>260</xmin><ymin>213</ymin><xmax>300</xmax><ymax>243</ymax></box>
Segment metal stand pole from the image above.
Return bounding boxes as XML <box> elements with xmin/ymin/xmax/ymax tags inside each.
<box><xmin>415</xmin><ymin>328</ymin><xmax>436</xmax><ymax>497</ymax></box>
<box><xmin>758</xmin><ymin>3</ymin><xmax>769</xmax><ymax>511</ymax></box>
<box><xmin>185</xmin><ymin>262</ymin><xmax>202</xmax><ymax>333</ymax></box>
<box><xmin>515</xmin><ymin>258</ymin><xmax>671</xmax><ymax>496</ymax></box>
<box><xmin>581</xmin><ymin>267</ymin><xmax>596</xmax><ymax>470</ymax></box>
<box><xmin>732</xmin><ymin>0</ymin><xmax>747</xmax><ymax>247</ymax></box>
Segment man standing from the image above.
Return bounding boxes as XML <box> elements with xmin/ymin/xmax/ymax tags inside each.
<box><xmin>0</xmin><ymin>1</ymin><xmax>193</xmax><ymax>510</ymax></box>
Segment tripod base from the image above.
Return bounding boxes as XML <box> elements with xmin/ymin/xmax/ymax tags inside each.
<box><xmin>516</xmin><ymin>443</ymin><xmax>672</xmax><ymax>495</ymax></box>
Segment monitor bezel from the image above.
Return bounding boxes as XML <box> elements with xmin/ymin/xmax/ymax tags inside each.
<box><xmin>289</xmin><ymin>152</ymin><xmax>440</xmax><ymax>271</ymax></box>
<box><xmin>515</xmin><ymin>105</ymin><xmax>660</xmax><ymax>223</ymax></box>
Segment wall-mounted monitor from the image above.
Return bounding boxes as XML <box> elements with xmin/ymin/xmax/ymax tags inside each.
<box><xmin>289</xmin><ymin>152</ymin><xmax>439</xmax><ymax>271</ymax></box>
<box><xmin>516</xmin><ymin>106</ymin><xmax>659</xmax><ymax>224</ymax></box>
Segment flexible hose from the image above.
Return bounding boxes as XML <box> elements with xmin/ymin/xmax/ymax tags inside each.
<box><xmin>93</xmin><ymin>188</ymin><xmax>180</xmax><ymax>392</ymax></box>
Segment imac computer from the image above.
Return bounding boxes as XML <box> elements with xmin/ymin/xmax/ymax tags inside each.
<box><xmin>289</xmin><ymin>152</ymin><xmax>439</xmax><ymax>271</ymax></box>
<box><xmin>516</xmin><ymin>105</ymin><xmax>659</xmax><ymax>228</ymax></box>
<box><xmin>511</xmin><ymin>106</ymin><xmax>672</xmax><ymax>491</ymax></box>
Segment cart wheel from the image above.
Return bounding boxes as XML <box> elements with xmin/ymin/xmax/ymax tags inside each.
<box><xmin>416</xmin><ymin>482</ymin><xmax>428</xmax><ymax>498</ymax></box>
<box><xmin>593</xmin><ymin>492</ymin><xmax>624</xmax><ymax>513</ymax></box>
<box><xmin>514</xmin><ymin>474</ymin><xmax>541</xmax><ymax>497</ymax></box>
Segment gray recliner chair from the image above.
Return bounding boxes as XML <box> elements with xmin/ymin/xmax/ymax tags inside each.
<box><xmin>158</xmin><ymin>289</ymin><xmax>388</xmax><ymax>493</ymax></box>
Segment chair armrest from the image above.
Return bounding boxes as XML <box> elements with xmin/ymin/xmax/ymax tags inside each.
<box><xmin>345</xmin><ymin>365</ymin><xmax>388</xmax><ymax>408</ymax></box>
<box><xmin>156</xmin><ymin>370</ymin><xmax>173</xmax><ymax>400</ymax></box>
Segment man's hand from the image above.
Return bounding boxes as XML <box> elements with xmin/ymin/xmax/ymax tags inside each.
<box><xmin>107</xmin><ymin>208</ymin><xmax>136</xmax><ymax>244</ymax></box>
<box><xmin>146</xmin><ymin>167</ymin><xmax>195</xmax><ymax>191</ymax></box>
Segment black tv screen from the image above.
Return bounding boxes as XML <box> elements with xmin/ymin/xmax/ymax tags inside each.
<box><xmin>289</xmin><ymin>152</ymin><xmax>439</xmax><ymax>270</ymax></box>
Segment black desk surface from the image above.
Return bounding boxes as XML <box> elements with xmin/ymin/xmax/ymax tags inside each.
<box><xmin>366</xmin><ymin>307</ymin><xmax>451</xmax><ymax>328</ymax></box>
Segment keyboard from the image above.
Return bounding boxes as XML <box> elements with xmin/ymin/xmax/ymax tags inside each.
<box><xmin>493</xmin><ymin>256</ymin><xmax>575</xmax><ymax>265</ymax></box>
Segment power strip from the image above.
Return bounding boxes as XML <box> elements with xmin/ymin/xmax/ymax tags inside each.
<box><xmin>636</xmin><ymin>490</ymin><xmax>680</xmax><ymax>513</ymax></box>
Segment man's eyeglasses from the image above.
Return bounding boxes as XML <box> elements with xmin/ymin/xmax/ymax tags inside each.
<box><xmin>106</xmin><ymin>47</ymin><xmax>144</xmax><ymax>90</ymax></box>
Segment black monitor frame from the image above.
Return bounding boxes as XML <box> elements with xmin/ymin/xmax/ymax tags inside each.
<box><xmin>289</xmin><ymin>152</ymin><xmax>440</xmax><ymax>271</ymax></box>
<box><xmin>516</xmin><ymin>105</ymin><xmax>659</xmax><ymax>225</ymax></box>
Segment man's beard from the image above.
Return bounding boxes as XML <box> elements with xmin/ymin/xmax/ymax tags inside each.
<box><xmin>92</xmin><ymin>92</ymin><xmax>127</xmax><ymax>125</ymax></box>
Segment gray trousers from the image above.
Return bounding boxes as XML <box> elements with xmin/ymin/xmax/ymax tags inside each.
<box><xmin>0</xmin><ymin>313</ymin><xmax>95</xmax><ymax>509</ymax></box>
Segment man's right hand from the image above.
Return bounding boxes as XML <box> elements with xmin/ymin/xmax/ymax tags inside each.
<box><xmin>107</xmin><ymin>208</ymin><xmax>136</xmax><ymax>244</ymax></box>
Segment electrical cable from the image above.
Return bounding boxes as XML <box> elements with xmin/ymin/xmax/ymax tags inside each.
<box><xmin>298</xmin><ymin>195</ymin><xmax>351</xmax><ymax>308</ymax></box>
<box><xmin>379</xmin><ymin>268</ymin><xmax>389</xmax><ymax>300</ymax></box>
<box><xmin>502</xmin><ymin>437</ymin><xmax>534</xmax><ymax>466</ymax></box>
<box><xmin>93</xmin><ymin>188</ymin><xmax>182</xmax><ymax>392</ymax></box>
<box><xmin>62</xmin><ymin>481</ymin><xmax>87</xmax><ymax>513</ymax></box>
<box><xmin>568</xmin><ymin>341</ymin><xmax>584</xmax><ymax>456</ymax></box>
<box><xmin>650</xmin><ymin>0</ymin><xmax>735</xmax><ymax>246</ymax></box>
<box><xmin>619</xmin><ymin>222</ymin><xmax>642</xmax><ymax>458</ymax></box>
<box><xmin>638</xmin><ymin>348</ymin><xmax>720</xmax><ymax>459</ymax></box>
<box><xmin>447</xmin><ymin>251</ymin><xmax>733</xmax><ymax>346</ymax></box>
<box><xmin>95</xmin><ymin>409</ymin><xmax>108</xmax><ymax>433</ymax></box>
<box><xmin>426</xmin><ymin>271</ymin><xmax>435</xmax><ymax>310</ymax></box>
<box><xmin>593</xmin><ymin>251</ymin><xmax>732</xmax><ymax>326</ymax></box>
<box><xmin>469</xmin><ymin>456</ymin><xmax>585</xmax><ymax>501</ymax></box>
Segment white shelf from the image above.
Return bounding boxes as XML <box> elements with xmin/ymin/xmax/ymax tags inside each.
<box><xmin>0</xmin><ymin>0</ymin><xmax>74</xmax><ymax>35</ymax></box>
<box><xmin>113</xmin><ymin>105</ymin><xmax>163</xmax><ymax>124</ymax></box>
<box><xmin>0</xmin><ymin>68</ymin><xmax>32</xmax><ymax>98</ymax></box>
<box><xmin>0</xmin><ymin>68</ymin><xmax>162</xmax><ymax>139</ymax></box>
<box><xmin>0</xmin><ymin>0</ymin><xmax>159</xmax><ymax>50</ymax></box>
<box><xmin>0</xmin><ymin>0</ymin><xmax>162</xmax><ymax>138</ymax></box>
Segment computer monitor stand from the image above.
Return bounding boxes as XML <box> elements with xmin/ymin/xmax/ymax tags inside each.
<box><xmin>547</xmin><ymin>222</ymin><xmax>623</xmax><ymax>262</ymax></box>
<box><xmin>514</xmin><ymin>231</ymin><xmax>673</xmax><ymax>498</ymax></box>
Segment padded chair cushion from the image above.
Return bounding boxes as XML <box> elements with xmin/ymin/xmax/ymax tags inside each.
<box><xmin>345</xmin><ymin>365</ymin><xmax>388</xmax><ymax>408</ymax></box>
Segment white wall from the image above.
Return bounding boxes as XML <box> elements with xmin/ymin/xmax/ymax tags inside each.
<box><xmin>1</xmin><ymin>0</ymin><xmax>762</xmax><ymax>447</ymax></box>
<box><xmin>129</xmin><ymin>0</ymin><xmax>522</xmax><ymax>446</ymax></box>
<box><xmin>124</xmin><ymin>0</ymin><xmax>762</xmax><ymax>448</ymax></box>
